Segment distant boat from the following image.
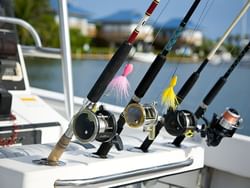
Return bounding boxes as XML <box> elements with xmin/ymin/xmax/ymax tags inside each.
<box><xmin>240</xmin><ymin>52</ymin><xmax>250</xmax><ymax>65</ymax></box>
<box><xmin>130</xmin><ymin>51</ymin><xmax>157</xmax><ymax>63</ymax></box>
<box><xmin>210</xmin><ymin>49</ymin><xmax>232</xmax><ymax>65</ymax></box>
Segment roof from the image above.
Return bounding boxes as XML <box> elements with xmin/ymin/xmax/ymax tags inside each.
<box><xmin>50</xmin><ymin>0</ymin><xmax>91</xmax><ymax>18</ymax></box>
<box><xmin>94</xmin><ymin>10</ymin><xmax>143</xmax><ymax>24</ymax></box>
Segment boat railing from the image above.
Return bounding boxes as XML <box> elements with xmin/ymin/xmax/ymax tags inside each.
<box><xmin>0</xmin><ymin>0</ymin><xmax>74</xmax><ymax>120</ymax></box>
<box><xmin>54</xmin><ymin>158</ymin><xmax>193</xmax><ymax>188</ymax></box>
<box><xmin>0</xmin><ymin>16</ymin><xmax>61</xmax><ymax>59</ymax></box>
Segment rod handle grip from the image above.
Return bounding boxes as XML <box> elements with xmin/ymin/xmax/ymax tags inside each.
<box><xmin>135</xmin><ymin>54</ymin><xmax>166</xmax><ymax>98</ymax></box>
<box><xmin>204</xmin><ymin>77</ymin><xmax>226</xmax><ymax>106</ymax></box>
<box><xmin>47</xmin><ymin>134</ymin><xmax>71</xmax><ymax>162</ymax></box>
<box><xmin>87</xmin><ymin>42</ymin><xmax>132</xmax><ymax>103</ymax></box>
<box><xmin>177</xmin><ymin>72</ymin><xmax>199</xmax><ymax>104</ymax></box>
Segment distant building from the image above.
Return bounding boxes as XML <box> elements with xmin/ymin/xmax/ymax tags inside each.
<box><xmin>155</xmin><ymin>18</ymin><xmax>203</xmax><ymax>48</ymax></box>
<box><xmin>50</xmin><ymin>0</ymin><xmax>96</xmax><ymax>37</ymax></box>
<box><xmin>95</xmin><ymin>10</ymin><xmax>154</xmax><ymax>49</ymax></box>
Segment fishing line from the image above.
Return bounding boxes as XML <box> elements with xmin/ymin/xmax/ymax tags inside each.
<box><xmin>107</xmin><ymin>0</ymin><xmax>168</xmax><ymax>103</ymax></box>
<box><xmin>47</xmin><ymin>0</ymin><xmax>162</xmax><ymax>164</ymax></box>
<box><xmin>127</xmin><ymin>0</ymin><xmax>171</xmax><ymax>59</ymax></box>
<box><xmin>118</xmin><ymin>0</ymin><xmax>172</xmax><ymax>105</ymax></box>
<box><xmin>159</xmin><ymin>0</ymin><xmax>213</xmax><ymax>111</ymax></box>
<box><xmin>106</xmin><ymin>0</ymin><xmax>170</xmax><ymax>104</ymax></box>
<box><xmin>139</xmin><ymin>1</ymin><xmax>250</xmax><ymax>152</ymax></box>
<box><xmin>172</xmin><ymin>0</ymin><xmax>215</xmax><ymax>76</ymax></box>
<box><xmin>95</xmin><ymin>0</ymin><xmax>202</xmax><ymax>158</ymax></box>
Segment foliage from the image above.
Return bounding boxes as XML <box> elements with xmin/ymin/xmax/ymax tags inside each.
<box><xmin>70</xmin><ymin>28</ymin><xmax>91</xmax><ymax>53</ymax></box>
<box><xmin>193</xmin><ymin>38</ymin><xmax>215</xmax><ymax>57</ymax></box>
<box><xmin>14</xmin><ymin>0</ymin><xmax>60</xmax><ymax>48</ymax></box>
<box><xmin>14</xmin><ymin>0</ymin><xmax>92</xmax><ymax>53</ymax></box>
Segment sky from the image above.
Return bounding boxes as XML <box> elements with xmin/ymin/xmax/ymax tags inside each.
<box><xmin>67</xmin><ymin>0</ymin><xmax>250</xmax><ymax>39</ymax></box>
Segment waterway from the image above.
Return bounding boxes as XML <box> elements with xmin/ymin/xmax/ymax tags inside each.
<box><xmin>25</xmin><ymin>57</ymin><xmax>250</xmax><ymax>136</ymax></box>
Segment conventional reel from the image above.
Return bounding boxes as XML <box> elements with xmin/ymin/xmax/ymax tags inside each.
<box><xmin>124</xmin><ymin>102</ymin><xmax>158</xmax><ymax>140</ymax></box>
<box><xmin>72</xmin><ymin>104</ymin><xmax>117</xmax><ymax>144</ymax></box>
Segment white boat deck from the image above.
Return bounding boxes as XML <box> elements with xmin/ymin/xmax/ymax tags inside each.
<box><xmin>0</xmin><ymin>126</ymin><xmax>203</xmax><ymax>188</ymax></box>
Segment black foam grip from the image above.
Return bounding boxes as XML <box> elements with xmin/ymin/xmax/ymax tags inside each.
<box><xmin>87</xmin><ymin>42</ymin><xmax>132</xmax><ymax>103</ymax></box>
<box><xmin>139</xmin><ymin>121</ymin><xmax>163</xmax><ymax>152</ymax></box>
<box><xmin>134</xmin><ymin>54</ymin><xmax>166</xmax><ymax>98</ymax></box>
<box><xmin>203</xmin><ymin>77</ymin><xmax>226</xmax><ymax>106</ymax></box>
<box><xmin>177</xmin><ymin>72</ymin><xmax>199</xmax><ymax>104</ymax></box>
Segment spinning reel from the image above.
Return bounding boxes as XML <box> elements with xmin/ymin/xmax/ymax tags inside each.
<box><xmin>204</xmin><ymin>108</ymin><xmax>242</xmax><ymax>146</ymax></box>
<box><xmin>164</xmin><ymin>107</ymin><xmax>241</xmax><ymax>147</ymax></box>
<box><xmin>72</xmin><ymin>105</ymin><xmax>117</xmax><ymax>143</ymax></box>
<box><xmin>124</xmin><ymin>102</ymin><xmax>158</xmax><ymax>139</ymax></box>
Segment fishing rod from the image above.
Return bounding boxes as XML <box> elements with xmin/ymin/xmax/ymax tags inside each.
<box><xmin>172</xmin><ymin>41</ymin><xmax>250</xmax><ymax>147</ymax></box>
<box><xmin>95</xmin><ymin>0</ymin><xmax>201</xmax><ymax>158</ymax></box>
<box><xmin>43</xmin><ymin>0</ymin><xmax>160</xmax><ymax>165</ymax></box>
<box><xmin>139</xmin><ymin>0</ymin><xmax>250</xmax><ymax>152</ymax></box>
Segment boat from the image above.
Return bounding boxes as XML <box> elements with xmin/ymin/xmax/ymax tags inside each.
<box><xmin>130</xmin><ymin>51</ymin><xmax>157</xmax><ymax>64</ymax></box>
<box><xmin>0</xmin><ymin>1</ymin><xmax>250</xmax><ymax>188</ymax></box>
<box><xmin>210</xmin><ymin>51</ymin><xmax>232</xmax><ymax>65</ymax></box>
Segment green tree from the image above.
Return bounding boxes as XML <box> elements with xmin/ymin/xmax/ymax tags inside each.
<box><xmin>193</xmin><ymin>38</ymin><xmax>215</xmax><ymax>58</ymax></box>
<box><xmin>14</xmin><ymin>0</ymin><xmax>92</xmax><ymax>55</ymax></box>
<box><xmin>14</xmin><ymin>0</ymin><xmax>60</xmax><ymax>47</ymax></box>
<box><xmin>70</xmin><ymin>28</ymin><xmax>91</xmax><ymax>53</ymax></box>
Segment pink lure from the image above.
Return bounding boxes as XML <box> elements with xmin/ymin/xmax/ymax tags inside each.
<box><xmin>108</xmin><ymin>64</ymin><xmax>134</xmax><ymax>102</ymax></box>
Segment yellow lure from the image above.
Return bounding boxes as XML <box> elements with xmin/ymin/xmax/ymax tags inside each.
<box><xmin>161</xmin><ymin>75</ymin><xmax>179</xmax><ymax>110</ymax></box>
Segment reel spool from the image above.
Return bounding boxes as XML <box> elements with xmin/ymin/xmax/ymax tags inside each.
<box><xmin>164</xmin><ymin>110</ymin><xmax>196</xmax><ymax>137</ymax></box>
<box><xmin>72</xmin><ymin>106</ymin><xmax>117</xmax><ymax>143</ymax></box>
<box><xmin>206</xmin><ymin>108</ymin><xmax>241</xmax><ymax>146</ymax></box>
<box><xmin>123</xmin><ymin>103</ymin><xmax>158</xmax><ymax>128</ymax></box>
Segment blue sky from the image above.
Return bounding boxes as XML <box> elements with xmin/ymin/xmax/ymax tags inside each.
<box><xmin>67</xmin><ymin>0</ymin><xmax>250</xmax><ymax>39</ymax></box>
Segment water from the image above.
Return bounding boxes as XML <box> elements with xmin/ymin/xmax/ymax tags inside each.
<box><xmin>25</xmin><ymin>57</ymin><xmax>250</xmax><ymax>136</ymax></box>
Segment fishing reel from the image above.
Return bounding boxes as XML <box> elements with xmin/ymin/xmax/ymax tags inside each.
<box><xmin>123</xmin><ymin>102</ymin><xmax>158</xmax><ymax>139</ymax></box>
<box><xmin>72</xmin><ymin>105</ymin><xmax>117</xmax><ymax>143</ymax></box>
<box><xmin>204</xmin><ymin>108</ymin><xmax>242</xmax><ymax>146</ymax></box>
<box><xmin>163</xmin><ymin>109</ymin><xmax>196</xmax><ymax>137</ymax></box>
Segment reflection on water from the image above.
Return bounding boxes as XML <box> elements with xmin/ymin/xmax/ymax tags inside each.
<box><xmin>25</xmin><ymin>57</ymin><xmax>250</xmax><ymax>136</ymax></box>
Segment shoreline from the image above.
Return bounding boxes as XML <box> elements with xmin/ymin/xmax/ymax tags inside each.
<box><xmin>72</xmin><ymin>53</ymin><xmax>201</xmax><ymax>63</ymax></box>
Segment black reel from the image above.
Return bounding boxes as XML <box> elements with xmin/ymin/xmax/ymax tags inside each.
<box><xmin>72</xmin><ymin>105</ymin><xmax>117</xmax><ymax>143</ymax></box>
<box><xmin>164</xmin><ymin>109</ymin><xmax>196</xmax><ymax>137</ymax></box>
<box><xmin>205</xmin><ymin>108</ymin><xmax>241</xmax><ymax>146</ymax></box>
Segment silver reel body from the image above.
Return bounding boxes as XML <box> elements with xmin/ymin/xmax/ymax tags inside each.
<box><xmin>124</xmin><ymin>103</ymin><xmax>158</xmax><ymax>139</ymax></box>
<box><xmin>72</xmin><ymin>105</ymin><xmax>117</xmax><ymax>143</ymax></box>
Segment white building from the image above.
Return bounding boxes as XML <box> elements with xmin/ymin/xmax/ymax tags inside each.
<box><xmin>96</xmin><ymin>10</ymin><xmax>154</xmax><ymax>45</ymax></box>
<box><xmin>51</xmin><ymin>0</ymin><xmax>96</xmax><ymax>37</ymax></box>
